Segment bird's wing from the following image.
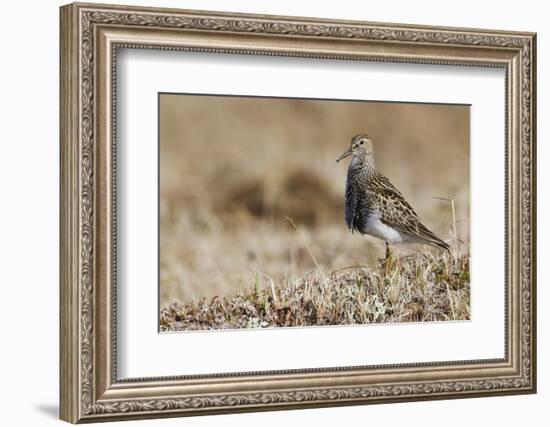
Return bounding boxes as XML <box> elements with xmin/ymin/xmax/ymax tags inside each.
<box><xmin>369</xmin><ymin>173</ymin><xmax>449</xmax><ymax>249</ymax></box>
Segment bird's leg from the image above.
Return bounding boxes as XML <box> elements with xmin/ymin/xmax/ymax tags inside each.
<box><xmin>383</xmin><ymin>241</ymin><xmax>394</xmax><ymax>275</ymax></box>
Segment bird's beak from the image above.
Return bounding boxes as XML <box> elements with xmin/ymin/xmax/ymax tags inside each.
<box><xmin>336</xmin><ymin>148</ymin><xmax>352</xmax><ymax>163</ymax></box>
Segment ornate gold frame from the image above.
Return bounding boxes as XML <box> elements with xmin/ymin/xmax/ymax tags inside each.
<box><xmin>60</xmin><ymin>2</ymin><xmax>536</xmax><ymax>423</ymax></box>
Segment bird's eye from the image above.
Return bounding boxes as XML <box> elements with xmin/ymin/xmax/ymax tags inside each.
<box><xmin>359</xmin><ymin>140</ymin><xmax>364</xmax><ymax>145</ymax></box>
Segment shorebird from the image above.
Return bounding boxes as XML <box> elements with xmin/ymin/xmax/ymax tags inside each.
<box><xmin>336</xmin><ymin>134</ymin><xmax>449</xmax><ymax>264</ymax></box>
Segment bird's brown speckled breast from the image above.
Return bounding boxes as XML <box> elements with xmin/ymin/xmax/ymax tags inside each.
<box><xmin>345</xmin><ymin>163</ymin><xmax>374</xmax><ymax>234</ymax></box>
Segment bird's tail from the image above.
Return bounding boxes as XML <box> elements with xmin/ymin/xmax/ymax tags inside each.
<box><xmin>417</xmin><ymin>223</ymin><xmax>450</xmax><ymax>252</ymax></box>
<box><xmin>428</xmin><ymin>237</ymin><xmax>450</xmax><ymax>252</ymax></box>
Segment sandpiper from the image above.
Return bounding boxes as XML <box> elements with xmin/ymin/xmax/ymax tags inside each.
<box><xmin>336</xmin><ymin>134</ymin><xmax>449</xmax><ymax>262</ymax></box>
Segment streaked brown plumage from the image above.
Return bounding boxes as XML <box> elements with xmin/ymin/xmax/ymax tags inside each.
<box><xmin>336</xmin><ymin>134</ymin><xmax>449</xmax><ymax>251</ymax></box>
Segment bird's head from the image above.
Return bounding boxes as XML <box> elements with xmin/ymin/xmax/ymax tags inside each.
<box><xmin>336</xmin><ymin>134</ymin><xmax>374</xmax><ymax>163</ymax></box>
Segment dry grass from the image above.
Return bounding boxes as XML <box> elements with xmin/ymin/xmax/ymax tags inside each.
<box><xmin>160</xmin><ymin>248</ymin><xmax>470</xmax><ymax>331</ymax></box>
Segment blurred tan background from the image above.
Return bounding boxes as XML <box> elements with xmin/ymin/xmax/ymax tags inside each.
<box><xmin>160</xmin><ymin>94</ymin><xmax>470</xmax><ymax>306</ymax></box>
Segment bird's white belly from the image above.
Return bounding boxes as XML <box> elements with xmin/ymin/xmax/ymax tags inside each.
<box><xmin>364</xmin><ymin>213</ymin><xmax>410</xmax><ymax>243</ymax></box>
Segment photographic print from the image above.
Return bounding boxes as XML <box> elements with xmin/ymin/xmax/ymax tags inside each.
<box><xmin>159</xmin><ymin>94</ymin><xmax>471</xmax><ymax>332</ymax></box>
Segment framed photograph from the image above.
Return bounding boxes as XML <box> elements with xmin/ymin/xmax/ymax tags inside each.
<box><xmin>60</xmin><ymin>2</ymin><xmax>537</xmax><ymax>423</ymax></box>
